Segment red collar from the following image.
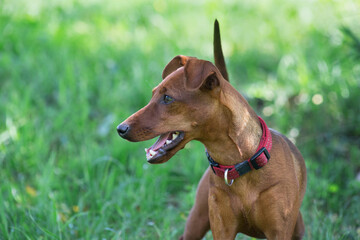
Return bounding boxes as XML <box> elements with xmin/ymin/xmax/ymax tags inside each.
<box><xmin>206</xmin><ymin>116</ymin><xmax>272</xmax><ymax>184</ymax></box>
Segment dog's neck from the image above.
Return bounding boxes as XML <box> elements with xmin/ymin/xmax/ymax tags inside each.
<box><xmin>202</xmin><ymin>82</ymin><xmax>262</xmax><ymax>166</ymax></box>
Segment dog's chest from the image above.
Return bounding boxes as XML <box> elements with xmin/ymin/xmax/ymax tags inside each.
<box><xmin>210</xmin><ymin>176</ymin><xmax>260</xmax><ymax>211</ymax></box>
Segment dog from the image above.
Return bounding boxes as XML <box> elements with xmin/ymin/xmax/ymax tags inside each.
<box><xmin>117</xmin><ymin>20</ymin><xmax>307</xmax><ymax>240</ymax></box>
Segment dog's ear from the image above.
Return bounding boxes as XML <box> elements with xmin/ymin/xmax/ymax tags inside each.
<box><xmin>184</xmin><ymin>59</ymin><xmax>220</xmax><ymax>91</ymax></box>
<box><xmin>214</xmin><ymin>19</ymin><xmax>229</xmax><ymax>81</ymax></box>
<box><xmin>162</xmin><ymin>55</ymin><xmax>191</xmax><ymax>80</ymax></box>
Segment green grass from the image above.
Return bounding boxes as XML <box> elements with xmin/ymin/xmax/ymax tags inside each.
<box><xmin>1</xmin><ymin>0</ymin><xmax>360</xmax><ymax>239</ymax></box>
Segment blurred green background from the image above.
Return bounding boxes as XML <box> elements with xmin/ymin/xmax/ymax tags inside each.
<box><xmin>1</xmin><ymin>0</ymin><xmax>359</xmax><ymax>239</ymax></box>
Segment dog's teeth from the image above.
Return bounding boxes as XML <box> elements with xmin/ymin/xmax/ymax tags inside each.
<box><xmin>145</xmin><ymin>148</ymin><xmax>148</xmax><ymax>153</ymax></box>
<box><xmin>149</xmin><ymin>150</ymin><xmax>157</xmax><ymax>156</ymax></box>
<box><xmin>172</xmin><ymin>132</ymin><xmax>179</xmax><ymax>140</ymax></box>
<box><xmin>166</xmin><ymin>140</ymin><xmax>172</xmax><ymax>145</ymax></box>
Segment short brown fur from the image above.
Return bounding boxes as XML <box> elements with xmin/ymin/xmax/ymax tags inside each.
<box><xmin>117</xmin><ymin>22</ymin><xmax>306</xmax><ymax>240</ymax></box>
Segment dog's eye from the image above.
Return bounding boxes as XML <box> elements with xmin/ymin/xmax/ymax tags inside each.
<box><xmin>162</xmin><ymin>95</ymin><xmax>174</xmax><ymax>104</ymax></box>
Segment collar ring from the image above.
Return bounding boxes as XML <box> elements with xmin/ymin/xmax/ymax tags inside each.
<box><xmin>224</xmin><ymin>169</ymin><xmax>234</xmax><ymax>186</ymax></box>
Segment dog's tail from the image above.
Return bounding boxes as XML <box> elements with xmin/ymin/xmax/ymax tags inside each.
<box><xmin>214</xmin><ymin>19</ymin><xmax>229</xmax><ymax>81</ymax></box>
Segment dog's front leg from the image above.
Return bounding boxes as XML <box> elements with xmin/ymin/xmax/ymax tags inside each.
<box><xmin>180</xmin><ymin>168</ymin><xmax>211</xmax><ymax>240</ymax></box>
<box><xmin>208</xmin><ymin>186</ymin><xmax>239</xmax><ymax>240</ymax></box>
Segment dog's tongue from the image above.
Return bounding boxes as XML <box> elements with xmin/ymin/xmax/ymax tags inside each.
<box><xmin>150</xmin><ymin>132</ymin><xmax>171</xmax><ymax>151</ymax></box>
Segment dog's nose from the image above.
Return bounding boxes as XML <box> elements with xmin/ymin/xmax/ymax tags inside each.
<box><xmin>117</xmin><ymin>123</ymin><xmax>130</xmax><ymax>137</ymax></box>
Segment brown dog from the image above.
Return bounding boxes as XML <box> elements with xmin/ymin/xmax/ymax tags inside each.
<box><xmin>117</xmin><ymin>21</ymin><xmax>306</xmax><ymax>240</ymax></box>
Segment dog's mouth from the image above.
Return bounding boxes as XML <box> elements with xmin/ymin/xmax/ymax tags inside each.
<box><xmin>145</xmin><ymin>131</ymin><xmax>185</xmax><ymax>164</ymax></box>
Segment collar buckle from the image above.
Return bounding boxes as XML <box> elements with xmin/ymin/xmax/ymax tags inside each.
<box><xmin>249</xmin><ymin>147</ymin><xmax>270</xmax><ymax>170</ymax></box>
<box><xmin>206</xmin><ymin>151</ymin><xmax>219</xmax><ymax>173</ymax></box>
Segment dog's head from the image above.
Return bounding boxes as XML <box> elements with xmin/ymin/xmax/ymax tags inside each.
<box><xmin>117</xmin><ymin>55</ymin><xmax>229</xmax><ymax>164</ymax></box>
